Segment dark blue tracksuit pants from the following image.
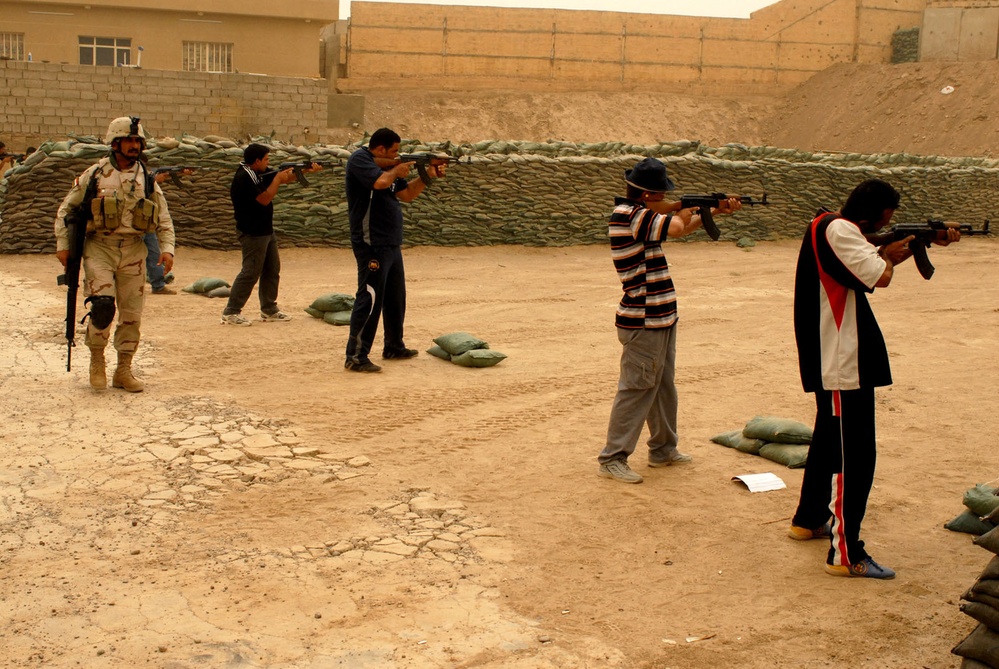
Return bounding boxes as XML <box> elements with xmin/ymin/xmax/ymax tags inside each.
<box><xmin>345</xmin><ymin>243</ymin><xmax>407</xmax><ymax>363</ymax></box>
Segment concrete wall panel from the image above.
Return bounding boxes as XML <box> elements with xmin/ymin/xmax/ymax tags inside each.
<box><xmin>958</xmin><ymin>7</ymin><xmax>999</xmax><ymax>59</ymax></box>
<box><xmin>921</xmin><ymin>7</ymin><xmax>963</xmax><ymax>59</ymax></box>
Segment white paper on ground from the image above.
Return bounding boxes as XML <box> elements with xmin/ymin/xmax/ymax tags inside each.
<box><xmin>732</xmin><ymin>472</ymin><xmax>786</xmax><ymax>492</ymax></box>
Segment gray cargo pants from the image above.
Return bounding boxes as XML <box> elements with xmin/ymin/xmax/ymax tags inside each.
<box><xmin>598</xmin><ymin>325</ymin><xmax>680</xmax><ymax>465</ymax></box>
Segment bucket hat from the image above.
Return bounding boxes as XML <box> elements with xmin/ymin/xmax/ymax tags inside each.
<box><xmin>624</xmin><ymin>157</ymin><xmax>676</xmax><ymax>193</ymax></box>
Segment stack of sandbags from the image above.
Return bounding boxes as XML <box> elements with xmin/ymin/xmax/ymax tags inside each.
<box><xmin>181</xmin><ymin>277</ymin><xmax>231</xmax><ymax>298</ymax></box>
<box><xmin>711</xmin><ymin>416</ymin><xmax>812</xmax><ymax>468</ymax></box>
<box><xmin>427</xmin><ymin>332</ymin><xmax>507</xmax><ymax>368</ymax></box>
<box><xmin>946</xmin><ymin>484</ymin><xmax>999</xmax><ymax>536</ymax></box>
<box><xmin>952</xmin><ymin>526</ymin><xmax>999</xmax><ymax>667</ymax></box>
<box><xmin>304</xmin><ymin>293</ymin><xmax>354</xmax><ymax>326</ymax></box>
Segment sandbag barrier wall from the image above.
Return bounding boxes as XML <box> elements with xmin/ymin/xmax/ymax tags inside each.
<box><xmin>3</xmin><ymin>136</ymin><xmax>999</xmax><ymax>254</ymax></box>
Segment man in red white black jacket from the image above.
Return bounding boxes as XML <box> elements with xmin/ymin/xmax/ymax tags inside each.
<box><xmin>789</xmin><ymin>178</ymin><xmax>959</xmax><ymax>579</ymax></box>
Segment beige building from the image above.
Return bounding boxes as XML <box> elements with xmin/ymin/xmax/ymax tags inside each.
<box><xmin>0</xmin><ymin>0</ymin><xmax>339</xmax><ymax>78</ymax></box>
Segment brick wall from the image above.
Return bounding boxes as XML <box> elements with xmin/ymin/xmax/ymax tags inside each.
<box><xmin>0</xmin><ymin>60</ymin><xmax>329</xmax><ymax>149</ymax></box>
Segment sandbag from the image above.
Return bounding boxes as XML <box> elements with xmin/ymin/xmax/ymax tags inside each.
<box><xmin>980</xmin><ymin>556</ymin><xmax>999</xmax><ymax>582</ymax></box>
<box><xmin>952</xmin><ymin>624</ymin><xmax>999</xmax><ymax>667</ymax></box>
<box><xmin>710</xmin><ymin>430</ymin><xmax>766</xmax><ymax>455</ymax></box>
<box><xmin>427</xmin><ymin>345</ymin><xmax>451</xmax><ymax>361</ymax></box>
<box><xmin>961</xmin><ymin>657</ymin><xmax>994</xmax><ymax>669</ymax></box>
<box><xmin>322</xmin><ymin>310</ymin><xmax>352</xmax><ymax>326</ymax></box>
<box><xmin>434</xmin><ymin>332</ymin><xmax>489</xmax><ymax>356</ymax></box>
<box><xmin>205</xmin><ymin>286</ymin><xmax>230</xmax><ymax>298</ymax></box>
<box><xmin>310</xmin><ymin>293</ymin><xmax>354</xmax><ymax>313</ymax></box>
<box><xmin>976</xmin><ymin>526</ymin><xmax>999</xmax><ymax>555</ymax></box>
<box><xmin>758</xmin><ymin>443</ymin><xmax>809</xmax><ymax>469</ymax></box>
<box><xmin>961</xmin><ymin>602</ymin><xmax>999</xmax><ymax>631</ymax></box>
<box><xmin>189</xmin><ymin>277</ymin><xmax>230</xmax><ymax>293</ymax></box>
<box><xmin>965</xmin><ymin>485</ymin><xmax>999</xmax><ymax>518</ymax></box>
<box><xmin>947</xmin><ymin>510</ymin><xmax>997</xmax><ymax>536</ymax></box>
<box><xmin>973</xmin><ymin>580</ymin><xmax>999</xmax><ymax>600</ymax></box>
<box><xmin>965</xmin><ymin>590</ymin><xmax>999</xmax><ymax>612</ymax></box>
<box><xmin>304</xmin><ymin>307</ymin><xmax>325</xmax><ymax>319</ymax></box>
<box><xmin>451</xmin><ymin>349</ymin><xmax>507</xmax><ymax>368</ymax></box>
<box><xmin>742</xmin><ymin>416</ymin><xmax>812</xmax><ymax>445</ymax></box>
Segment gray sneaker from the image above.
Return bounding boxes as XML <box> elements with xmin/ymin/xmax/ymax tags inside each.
<box><xmin>598</xmin><ymin>460</ymin><xmax>643</xmax><ymax>484</ymax></box>
<box><xmin>649</xmin><ymin>450</ymin><xmax>693</xmax><ymax>467</ymax></box>
<box><xmin>220</xmin><ymin>313</ymin><xmax>252</xmax><ymax>327</ymax></box>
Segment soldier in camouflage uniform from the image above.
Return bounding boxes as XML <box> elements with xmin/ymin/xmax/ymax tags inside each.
<box><xmin>54</xmin><ymin>116</ymin><xmax>176</xmax><ymax>392</ymax></box>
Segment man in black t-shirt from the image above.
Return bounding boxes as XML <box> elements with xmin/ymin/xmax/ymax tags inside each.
<box><xmin>221</xmin><ymin>143</ymin><xmax>317</xmax><ymax>326</ymax></box>
<box><xmin>342</xmin><ymin>128</ymin><xmax>446</xmax><ymax>372</ymax></box>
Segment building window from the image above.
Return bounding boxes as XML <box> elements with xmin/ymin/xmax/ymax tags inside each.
<box><xmin>79</xmin><ymin>36</ymin><xmax>132</xmax><ymax>66</ymax></box>
<box><xmin>1</xmin><ymin>33</ymin><xmax>25</xmax><ymax>61</ymax></box>
<box><xmin>182</xmin><ymin>42</ymin><xmax>233</xmax><ymax>73</ymax></box>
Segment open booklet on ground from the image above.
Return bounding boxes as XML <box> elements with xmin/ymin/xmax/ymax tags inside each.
<box><xmin>732</xmin><ymin>472</ymin><xmax>786</xmax><ymax>492</ymax></box>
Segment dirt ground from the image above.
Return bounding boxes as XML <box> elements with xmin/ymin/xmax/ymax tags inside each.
<box><xmin>2</xmin><ymin>60</ymin><xmax>998</xmax><ymax>668</ymax></box>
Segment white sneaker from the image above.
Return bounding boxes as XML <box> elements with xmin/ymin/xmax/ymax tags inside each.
<box><xmin>220</xmin><ymin>313</ymin><xmax>252</xmax><ymax>327</ymax></box>
<box><xmin>260</xmin><ymin>311</ymin><xmax>292</xmax><ymax>322</ymax></box>
<box><xmin>648</xmin><ymin>450</ymin><xmax>693</xmax><ymax>467</ymax></box>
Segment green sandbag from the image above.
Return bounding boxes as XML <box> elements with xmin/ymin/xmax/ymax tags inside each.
<box><xmin>427</xmin><ymin>345</ymin><xmax>451</xmax><ymax>361</ymax></box>
<box><xmin>434</xmin><ymin>332</ymin><xmax>489</xmax><ymax>356</ymax></box>
<box><xmin>190</xmin><ymin>277</ymin><xmax>230</xmax><ymax>293</ymax></box>
<box><xmin>945</xmin><ymin>510</ymin><xmax>996</xmax><ymax>536</ymax></box>
<box><xmin>304</xmin><ymin>307</ymin><xmax>325</xmax><ymax>319</ymax></box>
<box><xmin>205</xmin><ymin>286</ymin><xmax>230</xmax><ymax>298</ymax></box>
<box><xmin>975</xmin><ymin>525</ymin><xmax>999</xmax><ymax>555</ymax></box>
<box><xmin>710</xmin><ymin>430</ymin><xmax>766</xmax><ymax>455</ymax></box>
<box><xmin>758</xmin><ymin>443</ymin><xmax>809</xmax><ymax>468</ymax></box>
<box><xmin>310</xmin><ymin>293</ymin><xmax>354</xmax><ymax>313</ymax></box>
<box><xmin>965</xmin><ymin>484</ymin><xmax>999</xmax><ymax>517</ymax></box>
<box><xmin>743</xmin><ymin>416</ymin><xmax>812</xmax><ymax>445</ymax></box>
<box><xmin>972</xmin><ymin>579</ymin><xmax>999</xmax><ymax>600</ymax></box>
<box><xmin>980</xmin><ymin>556</ymin><xmax>999</xmax><ymax>582</ymax></box>
<box><xmin>961</xmin><ymin>602</ymin><xmax>999</xmax><ymax>634</ymax></box>
<box><xmin>952</xmin><ymin>624</ymin><xmax>999</xmax><ymax>667</ymax></box>
<box><xmin>322</xmin><ymin>310</ymin><xmax>352</xmax><ymax>326</ymax></box>
<box><xmin>959</xmin><ymin>656</ymin><xmax>993</xmax><ymax>669</ymax></box>
<box><xmin>450</xmin><ymin>349</ymin><xmax>507</xmax><ymax>368</ymax></box>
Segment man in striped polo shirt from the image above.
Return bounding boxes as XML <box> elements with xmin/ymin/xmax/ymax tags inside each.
<box><xmin>789</xmin><ymin>179</ymin><xmax>958</xmax><ymax>579</ymax></box>
<box><xmin>597</xmin><ymin>157</ymin><xmax>741</xmax><ymax>484</ymax></box>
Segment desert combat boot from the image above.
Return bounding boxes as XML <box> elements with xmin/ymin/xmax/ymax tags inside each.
<box><xmin>112</xmin><ymin>352</ymin><xmax>144</xmax><ymax>393</ymax></box>
<box><xmin>89</xmin><ymin>347</ymin><xmax>107</xmax><ymax>390</ymax></box>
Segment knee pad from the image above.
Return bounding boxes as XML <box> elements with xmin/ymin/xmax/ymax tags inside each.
<box><xmin>84</xmin><ymin>295</ymin><xmax>116</xmax><ymax>329</ymax></box>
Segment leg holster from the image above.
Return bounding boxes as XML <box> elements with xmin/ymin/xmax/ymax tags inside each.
<box><xmin>84</xmin><ymin>295</ymin><xmax>116</xmax><ymax>330</ymax></box>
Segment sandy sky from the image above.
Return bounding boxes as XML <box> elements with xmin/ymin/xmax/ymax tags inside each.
<box><xmin>338</xmin><ymin>0</ymin><xmax>777</xmax><ymax>20</ymax></box>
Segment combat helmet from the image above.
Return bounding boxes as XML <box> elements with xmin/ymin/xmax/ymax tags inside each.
<box><xmin>105</xmin><ymin>116</ymin><xmax>146</xmax><ymax>148</ymax></box>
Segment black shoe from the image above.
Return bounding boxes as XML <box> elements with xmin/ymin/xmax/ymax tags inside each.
<box><xmin>383</xmin><ymin>348</ymin><xmax>419</xmax><ymax>360</ymax></box>
<box><xmin>345</xmin><ymin>359</ymin><xmax>382</xmax><ymax>373</ymax></box>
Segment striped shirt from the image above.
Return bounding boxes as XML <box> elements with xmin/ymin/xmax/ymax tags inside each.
<box><xmin>609</xmin><ymin>197</ymin><xmax>677</xmax><ymax>329</ymax></box>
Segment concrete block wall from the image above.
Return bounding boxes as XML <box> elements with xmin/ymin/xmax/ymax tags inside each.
<box><xmin>921</xmin><ymin>4</ymin><xmax>999</xmax><ymax>59</ymax></box>
<box><xmin>0</xmin><ymin>60</ymin><xmax>329</xmax><ymax>149</ymax></box>
<box><xmin>342</xmin><ymin>0</ymin><xmax>926</xmax><ymax>94</ymax></box>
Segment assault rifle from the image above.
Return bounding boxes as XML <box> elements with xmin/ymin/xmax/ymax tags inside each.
<box><xmin>866</xmin><ymin>219</ymin><xmax>991</xmax><ymax>280</ymax></box>
<box><xmin>678</xmin><ymin>193</ymin><xmax>771</xmax><ymax>241</ymax></box>
<box><xmin>398</xmin><ymin>153</ymin><xmax>470</xmax><ymax>185</ymax></box>
<box><xmin>150</xmin><ymin>165</ymin><xmax>202</xmax><ymax>188</ymax></box>
<box><xmin>275</xmin><ymin>160</ymin><xmax>340</xmax><ymax>187</ymax></box>
<box><xmin>55</xmin><ymin>172</ymin><xmax>100</xmax><ymax>371</ymax></box>
<box><xmin>0</xmin><ymin>152</ymin><xmax>26</xmax><ymax>162</ymax></box>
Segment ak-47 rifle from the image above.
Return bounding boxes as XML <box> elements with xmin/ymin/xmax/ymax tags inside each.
<box><xmin>677</xmin><ymin>193</ymin><xmax>771</xmax><ymax>241</ymax></box>
<box><xmin>398</xmin><ymin>153</ymin><xmax>471</xmax><ymax>185</ymax></box>
<box><xmin>150</xmin><ymin>165</ymin><xmax>203</xmax><ymax>188</ymax></box>
<box><xmin>865</xmin><ymin>218</ymin><xmax>991</xmax><ymax>280</ymax></box>
<box><xmin>274</xmin><ymin>160</ymin><xmax>341</xmax><ymax>187</ymax></box>
<box><xmin>55</xmin><ymin>170</ymin><xmax>99</xmax><ymax>371</ymax></box>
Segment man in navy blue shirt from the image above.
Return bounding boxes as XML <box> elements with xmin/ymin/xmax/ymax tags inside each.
<box><xmin>343</xmin><ymin>128</ymin><xmax>447</xmax><ymax>373</ymax></box>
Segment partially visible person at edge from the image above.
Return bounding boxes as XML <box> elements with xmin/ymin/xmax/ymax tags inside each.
<box><xmin>143</xmin><ymin>167</ymin><xmax>194</xmax><ymax>295</ymax></box>
<box><xmin>787</xmin><ymin>178</ymin><xmax>959</xmax><ymax>580</ymax></box>
<box><xmin>597</xmin><ymin>157</ymin><xmax>741</xmax><ymax>484</ymax></box>
<box><xmin>1</xmin><ymin>141</ymin><xmax>20</xmax><ymax>179</ymax></box>
<box><xmin>54</xmin><ymin>116</ymin><xmax>176</xmax><ymax>393</ymax></box>
<box><xmin>220</xmin><ymin>143</ymin><xmax>318</xmax><ymax>326</ymax></box>
<box><xmin>342</xmin><ymin>127</ymin><xmax>447</xmax><ymax>373</ymax></box>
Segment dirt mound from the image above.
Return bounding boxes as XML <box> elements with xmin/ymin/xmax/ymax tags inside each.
<box><xmin>336</xmin><ymin>61</ymin><xmax>999</xmax><ymax>159</ymax></box>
